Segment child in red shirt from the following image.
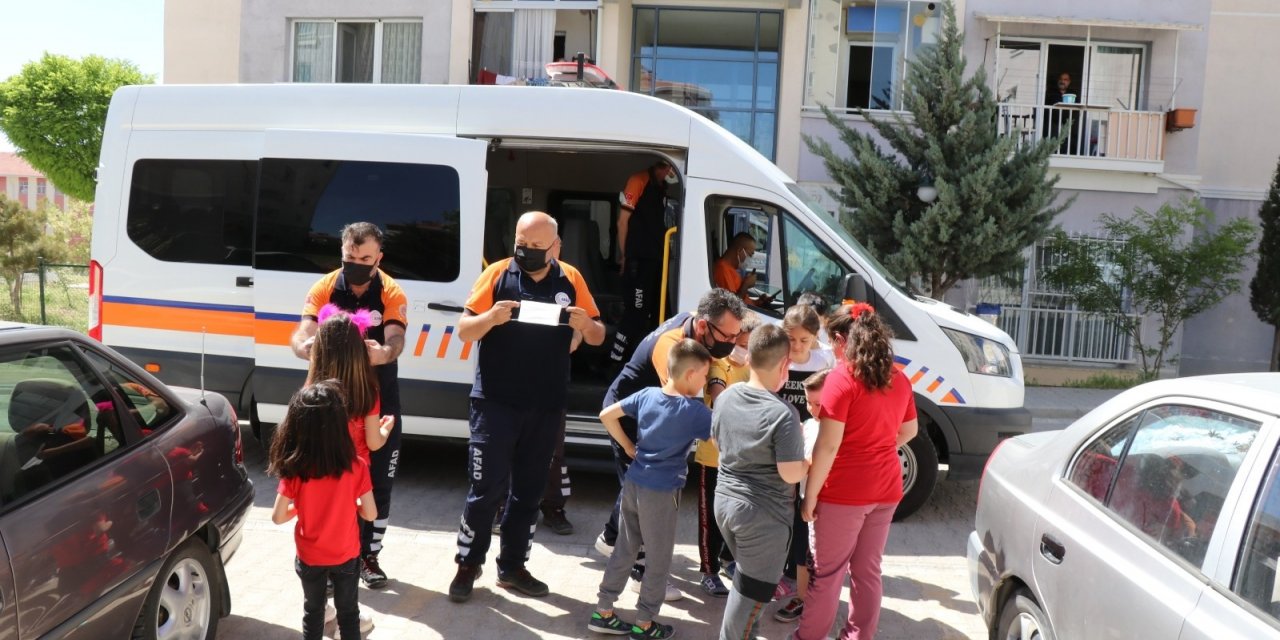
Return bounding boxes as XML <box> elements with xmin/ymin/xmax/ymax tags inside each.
<box><xmin>270</xmin><ymin>381</ymin><xmax>376</xmax><ymax>640</ymax></box>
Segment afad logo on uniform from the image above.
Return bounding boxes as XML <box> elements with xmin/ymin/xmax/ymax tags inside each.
<box><xmin>555</xmin><ymin>292</ymin><xmax>571</xmax><ymax>307</ymax></box>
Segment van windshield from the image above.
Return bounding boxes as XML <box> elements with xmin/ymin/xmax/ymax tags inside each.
<box><xmin>784</xmin><ymin>183</ymin><xmax>907</xmax><ymax>293</ymax></box>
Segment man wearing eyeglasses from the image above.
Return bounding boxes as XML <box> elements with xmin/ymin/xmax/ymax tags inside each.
<box><xmin>593</xmin><ymin>288</ymin><xmax>747</xmax><ymax>599</ymax></box>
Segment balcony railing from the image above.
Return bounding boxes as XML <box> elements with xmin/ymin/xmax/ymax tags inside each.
<box><xmin>996</xmin><ymin>306</ymin><xmax>1138</xmax><ymax>364</ymax></box>
<box><xmin>998</xmin><ymin>104</ymin><xmax>1166</xmax><ymax>166</ymax></box>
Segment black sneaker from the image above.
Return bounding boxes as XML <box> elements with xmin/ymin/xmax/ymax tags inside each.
<box><xmin>630</xmin><ymin>621</ymin><xmax>676</xmax><ymax>639</ymax></box>
<box><xmin>587</xmin><ymin>611</ymin><xmax>632</xmax><ymax>635</ymax></box>
<box><xmin>496</xmin><ymin>567</ymin><xmax>549</xmax><ymax>597</ymax></box>
<box><xmin>360</xmin><ymin>554</ymin><xmax>388</xmax><ymax>589</ymax></box>
<box><xmin>700</xmin><ymin>573</ymin><xmax>729</xmax><ymax>598</ymax></box>
<box><xmin>542</xmin><ymin>508</ymin><xmax>575</xmax><ymax>535</ymax></box>
<box><xmin>448</xmin><ymin>563</ymin><xmax>483</xmax><ymax>603</ymax></box>
<box><xmin>774</xmin><ymin>596</ymin><xmax>804</xmax><ymax>622</ymax></box>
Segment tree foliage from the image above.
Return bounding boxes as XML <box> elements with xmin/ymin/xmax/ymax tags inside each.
<box><xmin>1249</xmin><ymin>157</ymin><xmax>1280</xmax><ymax>371</ymax></box>
<box><xmin>0</xmin><ymin>196</ymin><xmax>68</xmax><ymax>317</ymax></box>
<box><xmin>0</xmin><ymin>53</ymin><xmax>152</xmax><ymax>201</ymax></box>
<box><xmin>1042</xmin><ymin>199</ymin><xmax>1257</xmax><ymax>380</ymax></box>
<box><xmin>805</xmin><ymin>0</ymin><xmax>1068</xmax><ymax>299</ymax></box>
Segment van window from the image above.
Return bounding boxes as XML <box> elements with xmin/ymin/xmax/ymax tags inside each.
<box><xmin>126</xmin><ymin>160</ymin><xmax>256</xmax><ymax>266</ymax></box>
<box><xmin>255</xmin><ymin>159</ymin><xmax>461</xmax><ymax>282</ymax></box>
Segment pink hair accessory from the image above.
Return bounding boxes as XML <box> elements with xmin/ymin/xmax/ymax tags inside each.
<box><xmin>318</xmin><ymin>303</ymin><xmax>375</xmax><ymax>336</ymax></box>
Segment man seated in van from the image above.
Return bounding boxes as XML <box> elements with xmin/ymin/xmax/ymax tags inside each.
<box><xmin>610</xmin><ymin>160</ymin><xmax>677</xmax><ymax>366</ymax></box>
<box><xmin>713</xmin><ymin>233</ymin><xmax>776</xmax><ymax>308</ymax></box>
<box><xmin>289</xmin><ymin>221</ymin><xmax>407</xmax><ymax>590</ymax></box>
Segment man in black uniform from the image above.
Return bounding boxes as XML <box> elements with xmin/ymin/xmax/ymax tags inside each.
<box><xmin>610</xmin><ymin>160</ymin><xmax>677</xmax><ymax>367</ymax></box>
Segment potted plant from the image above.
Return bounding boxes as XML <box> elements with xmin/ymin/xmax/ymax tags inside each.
<box><xmin>1167</xmin><ymin>107</ymin><xmax>1197</xmax><ymax>131</ymax></box>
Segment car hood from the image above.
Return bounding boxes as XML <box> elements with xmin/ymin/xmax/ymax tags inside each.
<box><xmin>912</xmin><ymin>296</ymin><xmax>1019</xmax><ymax>351</ymax></box>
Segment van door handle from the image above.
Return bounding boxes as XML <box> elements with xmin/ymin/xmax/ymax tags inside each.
<box><xmin>1040</xmin><ymin>533</ymin><xmax>1065</xmax><ymax>565</ymax></box>
<box><xmin>428</xmin><ymin>302</ymin><xmax>465</xmax><ymax>313</ymax></box>
<box><xmin>137</xmin><ymin>489</ymin><xmax>161</xmax><ymax>521</ymax></box>
<box><xmin>235</xmin><ymin>276</ymin><xmax>254</xmax><ymax>288</ymax></box>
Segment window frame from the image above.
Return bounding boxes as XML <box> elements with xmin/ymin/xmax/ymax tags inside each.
<box><xmin>1062</xmin><ymin>397</ymin><xmax>1274</xmax><ymax>577</ymax></box>
<box><xmin>289</xmin><ymin>18</ymin><xmax>424</xmax><ymax>84</ymax></box>
<box><xmin>124</xmin><ymin>158</ymin><xmax>259</xmax><ymax>267</ymax></box>
<box><xmin>0</xmin><ymin>339</ymin><xmax>163</xmax><ymax>512</ymax></box>
<box><xmin>995</xmin><ymin>37</ymin><xmax>1150</xmax><ymax>111</ymax></box>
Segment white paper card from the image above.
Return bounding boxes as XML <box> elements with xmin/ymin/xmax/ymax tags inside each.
<box><xmin>516</xmin><ymin>300</ymin><xmax>562</xmax><ymax>327</ymax></box>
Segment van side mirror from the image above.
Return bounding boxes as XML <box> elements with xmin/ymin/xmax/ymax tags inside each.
<box><xmin>842</xmin><ymin>273</ymin><xmax>869</xmax><ymax>303</ymax></box>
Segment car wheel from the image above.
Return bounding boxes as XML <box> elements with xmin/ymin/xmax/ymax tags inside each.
<box><xmin>132</xmin><ymin>539</ymin><xmax>221</xmax><ymax>640</ymax></box>
<box><xmin>892</xmin><ymin>433</ymin><xmax>939</xmax><ymax>521</ymax></box>
<box><xmin>997</xmin><ymin>588</ymin><xmax>1055</xmax><ymax>640</ymax></box>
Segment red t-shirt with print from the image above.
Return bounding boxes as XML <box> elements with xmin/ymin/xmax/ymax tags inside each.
<box><xmin>818</xmin><ymin>365</ymin><xmax>917</xmax><ymax>506</ymax></box>
<box><xmin>278</xmin><ymin>458</ymin><xmax>372</xmax><ymax>566</ymax></box>
<box><xmin>347</xmin><ymin>398</ymin><xmax>381</xmax><ymax>464</ymax></box>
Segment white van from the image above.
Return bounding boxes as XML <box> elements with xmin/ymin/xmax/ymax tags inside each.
<box><xmin>89</xmin><ymin>84</ymin><xmax>1030</xmax><ymax>517</ymax></box>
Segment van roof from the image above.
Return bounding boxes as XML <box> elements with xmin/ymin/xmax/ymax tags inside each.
<box><xmin>116</xmin><ymin>84</ymin><xmax>794</xmax><ymax>188</ymax></box>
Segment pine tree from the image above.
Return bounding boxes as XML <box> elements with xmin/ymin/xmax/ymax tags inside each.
<box><xmin>1250</xmin><ymin>156</ymin><xmax>1280</xmax><ymax>371</ymax></box>
<box><xmin>805</xmin><ymin>0</ymin><xmax>1069</xmax><ymax>299</ymax></box>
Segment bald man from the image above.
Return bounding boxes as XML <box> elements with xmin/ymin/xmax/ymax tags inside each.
<box><xmin>450</xmin><ymin>211</ymin><xmax>605</xmax><ymax>602</ymax></box>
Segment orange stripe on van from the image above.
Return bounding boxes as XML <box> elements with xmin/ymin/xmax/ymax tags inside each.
<box><xmin>103</xmin><ymin>301</ymin><xmax>253</xmax><ymax>337</ymax></box>
<box><xmin>909</xmin><ymin>367</ymin><xmax>929</xmax><ymax>385</ymax></box>
<box><xmin>413</xmin><ymin>325</ymin><xmax>431</xmax><ymax>357</ymax></box>
<box><xmin>459</xmin><ymin>340</ymin><xmax>473</xmax><ymax>360</ymax></box>
<box><xmin>253</xmin><ymin>319</ymin><xmax>296</xmax><ymax>346</ymax></box>
<box><xmin>926</xmin><ymin>377</ymin><xmax>944</xmax><ymax>393</ymax></box>
<box><xmin>436</xmin><ymin>326</ymin><xmax>454</xmax><ymax>358</ymax></box>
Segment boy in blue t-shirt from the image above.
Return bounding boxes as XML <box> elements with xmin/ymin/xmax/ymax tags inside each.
<box><xmin>589</xmin><ymin>339</ymin><xmax>714</xmax><ymax>639</ymax></box>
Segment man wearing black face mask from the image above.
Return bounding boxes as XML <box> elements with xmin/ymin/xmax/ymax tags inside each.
<box><xmin>448</xmin><ymin>211</ymin><xmax>605</xmax><ymax>603</ymax></box>
<box><xmin>290</xmin><ymin>221</ymin><xmax>408</xmax><ymax>589</ymax></box>
<box><xmin>594</xmin><ymin>288</ymin><xmax>745</xmax><ymax>598</ymax></box>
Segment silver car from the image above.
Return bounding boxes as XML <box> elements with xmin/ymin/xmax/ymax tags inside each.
<box><xmin>969</xmin><ymin>373</ymin><xmax>1280</xmax><ymax>639</ymax></box>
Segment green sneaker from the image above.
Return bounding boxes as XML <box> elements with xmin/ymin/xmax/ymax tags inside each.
<box><xmin>588</xmin><ymin>611</ymin><xmax>632</xmax><ymax>635</ymax></box>
<box><xmin>630</xmin><ymin>621</ymin><xmax>676</xmax><ymax>639</ymax></box>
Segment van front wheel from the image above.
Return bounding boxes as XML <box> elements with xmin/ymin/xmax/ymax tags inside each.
<box><xmin>893</xmin><ymin>433</ymin><xmax>938</xmax><ymax>521</ymax></box>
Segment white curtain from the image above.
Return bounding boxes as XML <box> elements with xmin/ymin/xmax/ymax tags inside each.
<box><xmin>478</xmin><ymin>11</ymin><xmax>514</xmax><ymax>76</ymax></box>
<box><xmin>512</xmin><ymin>9</ymin><xmax>556</xmax><ymax>79</ymax></box>
<box><xmin>381</xmin><ymin>22</ymin><xmax>423</xmax><ymax>83</ymax></box>
<box><xmin>293</xmin><ymin>22</ymin><xmax>334</xmax><ymax>82</ymax></box>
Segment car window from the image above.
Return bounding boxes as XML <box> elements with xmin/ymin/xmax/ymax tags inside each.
<box><xmin>1234</xmin><ymin>447</ymin><xmax>1280</xmax><ymax>621</ymax></box>
<box><xmin>0</xmin><ymin>345</ymin><xmax>121</xmax><ymax>507</ymax></box>
<box><xmin>1068</xmin><ymin>413</ymin><xmax>1140</xmax><ymax>501</ymax></box>
<box><xmin>1085</xmin><ymin>405</ymin><xmax>1260</xmax><ymax>567</ymax></box>
<box><xmin>78</xmin><ymin>349</ymin><xmax>177</xmax><ymax>436</ymax></box>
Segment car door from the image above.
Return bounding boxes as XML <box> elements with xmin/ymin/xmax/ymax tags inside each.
<box><xmin>250</xmin><ymin>130</ymin><xmax>488</xmax><ymax>437</ymax></box>
<box><xmin>0</xmin><ymin>341</ymin><xmax>172</xmax><ymax>638</ymax></box>
<box><xmin>1182</xmin><ymin>416</ymin><xmax>1280</xmax><ymax>639</ymax></box>
<box><xmin>1033</xmin><ymin>401</ymin><xmax>1267</xmax><ymax>640</ymax></box>
<box><xmin>0</xmin><ymin>536</ymin><xmax>14</xmax><ymax>640</ymax></box>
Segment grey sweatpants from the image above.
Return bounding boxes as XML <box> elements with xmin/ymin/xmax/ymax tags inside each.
<box><xmin>715</xmin><ymin>492</ymin><xmax>792</xmax><ymax>640</ymax></box>
<box><xmin>596</xmin><ymin>478</ymin><xmax>680</xmax><ymax>624</ymax></box>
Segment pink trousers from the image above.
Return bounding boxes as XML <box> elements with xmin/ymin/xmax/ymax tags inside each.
<box><xmin>795</xmin><ymin>501</ymin><xmax>897</xmax><ymax>640</ymax></box>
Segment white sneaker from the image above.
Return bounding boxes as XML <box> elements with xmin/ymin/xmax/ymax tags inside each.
<box><xmin>629</xmin><ymin>578</ymin><xmax>683</xmax><ymax>602</ymax></box>
<box><xmin>594</xmin><ymin>533</ymin><xmax>614</xmax><ymax>556</ymax></box>
<box><xmin>323</xmin><ymin>604</ymin><xmax>374</xmax><ymax>633</ymax></box>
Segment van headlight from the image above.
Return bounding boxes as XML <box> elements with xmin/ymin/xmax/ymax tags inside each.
<box><xmin>942</xmin><ymin>328</ymin><xmax>1012</xmax><ymax>377</ymax></box>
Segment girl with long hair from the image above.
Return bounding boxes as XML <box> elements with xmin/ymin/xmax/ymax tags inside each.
<box><xmin>308</xmin><ymin>305</ymin><xmax>393</xmax><ymax>465</ymax></box>
<box><xmin>795</xmin><ymin>303</ymin><xmax>919</xmax><ymax>640</ymax></box>
<box><xmin>269</xmin><ymin>381</ymin><xmax>376</xmax><ymax>640</ymax></box>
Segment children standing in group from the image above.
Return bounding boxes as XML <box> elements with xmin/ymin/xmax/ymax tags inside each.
<box><xmin>711</xmin><ymin>324</ymin><xmax>808</xmax><ymax>640</ymax></box>
<box><xmin>591</xmin><ymin>339</ymin><xmax>714</xmax><ymax>639</ymax></box>
<box><xmin>774</xmin><ymin>368</ymin><xmax>831</xmax><ymax>623</ymax></box>
<box><xmin>694</xmin><ymin>312</ymin><xmax>760</xmax><ymax>598</ymax></box>
<box><xmin>309</xmin><ymin>305</ymin><xmax>394</xmax><ymax>466</ymax></box>
<box><xmin>269</xmin><ymin>381</ymin><xmax>377</xmax><ymax>640</ymax></box>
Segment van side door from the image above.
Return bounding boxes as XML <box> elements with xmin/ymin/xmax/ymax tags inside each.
<box><xmin>251</xmin><ymin>130</ymin><xmax>488</xmax><ymax>437</ymax></box>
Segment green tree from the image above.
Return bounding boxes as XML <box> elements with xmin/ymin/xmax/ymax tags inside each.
<box><xmin>1250</xmin><ymin>157</ymin><xmax>1280</xmax><ymax>371</ymax></box>
<box><xmin>0</xmin><ymin>196</ymin><xmax>66</xmax><ymax>317</ymax></box>
<box><xmin>45</xmin><ymin>200</ymin><xmax>94</xmax><ymax>264</ymax></box>
<box><xmin>0</xmin><ymin>54</ymin><xmax>152</xmax><ymax>201</ymax></box>
<box><xmin>804</xmin><ymin>0</ymin><xmax>1068</xmax><ymax>299</ymax></box>
<box><xmin>1042</xmin><ymin>199</ymin><xmax>1258</xmax><ymax>380</ymax></box>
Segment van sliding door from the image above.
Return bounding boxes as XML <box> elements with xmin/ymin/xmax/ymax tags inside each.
<box><xmin>251</xmin><ymin>130</ymin><xmax>488</xmax><ymax>437</ymax></box>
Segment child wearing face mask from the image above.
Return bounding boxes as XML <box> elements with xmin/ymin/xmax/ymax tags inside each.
<box><xmin>692</xmin><ymin>312</ymin><xmax>761</xmax><ymax>597</ymax></box>
<box><xmin>711</xmin><ymin>324</ymin><xmax>809</xmax><ymax>640</ymax></box>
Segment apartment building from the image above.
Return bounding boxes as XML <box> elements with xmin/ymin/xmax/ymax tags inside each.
<box><xmin>0</xmin><ymin>152</ymin><xmax>71</xmax><ymax>211</ymax></box>
<box><xmin>164</xmin><ymin>0</ymin><xmax>1277</xmax><ymax>374</ymax></box>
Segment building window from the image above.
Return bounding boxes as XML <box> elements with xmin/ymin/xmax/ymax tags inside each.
<box><xmin>292</xmin><ymin>20</ymin><xmax>423</xmax><ymax>84</ymax></box>
<box><xmin>804</xmin><ymin>0</ymin><xmax>941</xmax><ymax>111</ymax></box>
<box><xmin>632</xmin><ymin>7</ymin><xmax>781</xmax><ymax>160</ymax></box>
<box><xmin>18</xmin><ymin>179</ymin><xmax>29</xmax><ymax>195</ymax></box>
<box><xmin>36</xmin><ymin>182</ymin><xmax>46</xmax><ymax>197</ymax></box>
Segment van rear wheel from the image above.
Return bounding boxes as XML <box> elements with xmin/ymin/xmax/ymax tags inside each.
<box><xmin>892</xmin><ymin>433</ymin><xmax>938</xmax><ymax>521</ymax></box>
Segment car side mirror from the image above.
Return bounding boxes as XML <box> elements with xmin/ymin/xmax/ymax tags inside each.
<box><xmin>842</xmin><ymin>273</ymin><xmax>869</xmax><ymax>303</ymax></box>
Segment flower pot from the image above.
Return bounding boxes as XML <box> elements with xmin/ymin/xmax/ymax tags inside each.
<box><xmin>1167</xmin><ymin>108</ymin><xmax>1197</xmax><ymax>131</ymax></box>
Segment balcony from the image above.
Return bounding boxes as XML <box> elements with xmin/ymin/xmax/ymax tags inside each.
<box><xmin>998</xmin><ymin>104</ymin><xmax>1167</xmax><ymax>174</ymax></box>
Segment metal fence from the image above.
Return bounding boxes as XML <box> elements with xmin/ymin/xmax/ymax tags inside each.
<box><xmin>0</xmin><ymin>259</ymin><xmax>89</xmax><ymax>332</ymax></box>
<box><xmin>997</xmin><ymin>306</ymin><xmax>1138</xmax><ymax>363</ymax></box>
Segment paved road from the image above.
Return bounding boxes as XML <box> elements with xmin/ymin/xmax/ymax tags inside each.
<box><xmin>219</xmin><ymin>426</ymin><xmax>986</xmax><ymax>640</ymax></box>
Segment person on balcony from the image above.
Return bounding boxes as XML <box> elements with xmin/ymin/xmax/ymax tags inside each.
<box><xmin>1044</xmin><ymin>71</ymin><xmax>1082</xmax><ymax>155</ymax></box>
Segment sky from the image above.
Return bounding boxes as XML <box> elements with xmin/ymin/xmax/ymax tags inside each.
<box><xmin>0</xmin><ymin>0</ymin><xmax>163</xmax><ymax>151</ymax></box>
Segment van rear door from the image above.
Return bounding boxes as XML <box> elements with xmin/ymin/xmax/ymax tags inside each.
<box><xmin>250</xmin><ymin>130</ymin><xmax>488</xmax><ymax>434</ymax></box>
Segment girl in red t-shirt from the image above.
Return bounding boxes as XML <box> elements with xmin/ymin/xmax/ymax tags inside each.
<box><xmin>795</xmin><ymin>303</ymin><xmax>918</xmax><ymax>640</ymax></box>
<box><xmin>309</xmin><ymin>305</ymin><xmax>394</xmax><ymax>464</ymax></box>
<box><xmin>270</xmin><ymin>381</ymin><xmax>376</xmax><ymax>640</ymax></box>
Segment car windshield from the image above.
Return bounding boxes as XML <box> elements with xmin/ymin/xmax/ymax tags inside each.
<box><xmin>784</xmin><ymin>183</ymin><xmax>908</xmax><ymax>294</ymax></box>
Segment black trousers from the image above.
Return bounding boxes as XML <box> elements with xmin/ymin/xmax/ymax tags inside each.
<box><xmin>696</xmin><ymin>462</ymin><xmax>735</xmax><ymax>575</ymax></box>
<box><xmin>296</xmin><ymin>556</ymin><xmax>359</xmax><ymax>640</ymax></box>
<box><xmin>610</xmin><ymin>257</ymin><xmax>665</xmax><ymax>366</ymax></box>
<box><xmin>540</xmin><ymin>412</ymin><xmax>570</xmax><ymax>511</ymax></box>
<box><xmin>456</xmin><ymin>398</ymin><xmax>561</xmax><ymax>572</ymax></box>
<box><xmin>360</xmin><ymin>412</ymin><xmax>401</xmax><ymax>557</ymax></box>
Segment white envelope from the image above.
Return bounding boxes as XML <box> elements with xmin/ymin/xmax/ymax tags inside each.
<box><xmin>516</xmin><ymin>300</ymin><xmax>563</xmax><ymax>327</ymax></box>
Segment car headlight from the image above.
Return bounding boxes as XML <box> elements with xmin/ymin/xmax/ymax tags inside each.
<box><xmin>942</xmin><ymin>328</ymin><xmax>1012</xmax><ymax>377</ymax></box>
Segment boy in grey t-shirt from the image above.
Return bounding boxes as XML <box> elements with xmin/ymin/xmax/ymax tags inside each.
<box><xmin>711</xmin><ymin>324</ymin><xmax>808</xmax><ymax>640</ymax></box>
